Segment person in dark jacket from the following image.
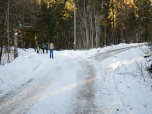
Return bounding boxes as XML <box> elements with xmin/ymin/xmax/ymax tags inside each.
<box><xmin>42</xmin><ymin>43</ymin><xmax>45</xmax><ymax>54</ymax></box>
<box><xmin>49</xmin><ymin>43</ymin><xmax>55</xmax><ymax>59</ymax></box>
<box><xmin>46</xmin><ymin>44</ymin><xmax>48</xmax><ymax>54</ymax></box>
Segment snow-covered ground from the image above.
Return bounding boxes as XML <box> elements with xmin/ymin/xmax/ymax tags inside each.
<box><xmin>0</xmin><ymin>43</ymin><xmax>152</xmax><ymax>114</ymax></box>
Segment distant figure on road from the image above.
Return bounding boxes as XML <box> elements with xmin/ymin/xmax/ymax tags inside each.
<box><xmin>42</xmin><ymin>43</ymin><xmax>45</xmax><ymax>54</ymax></box>
<box><xmin>35</xmin><ymin>45</ymin><xmax>37</xmax><ymax>52</ymax></box>
<box><xmin>46</xmin><ymin>44</ymin><xmax>48</xmax><ymax>54</ymax></box>
<box><xmin>49</xmin><ymin>43</ymin><xmax>55</xmax><ymax>59</ymax></box>
<box><xmin>37</xmin><ymin>44</ymin><xmax>39</xmax><ymax>53</ymax></box>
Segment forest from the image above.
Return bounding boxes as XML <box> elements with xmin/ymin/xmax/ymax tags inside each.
<box><xmin>0</xmin><ymin>0</ymin><xmax>152</xmax><ymax>64</ymax></box>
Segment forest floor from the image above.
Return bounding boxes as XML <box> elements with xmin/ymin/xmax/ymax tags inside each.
<box><xmin>0</xmin><ymin>43</ymin><xmax>152</xmax><ymax>114</ymax></box>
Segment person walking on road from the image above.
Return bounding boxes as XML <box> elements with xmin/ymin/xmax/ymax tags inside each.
<box><xmin>46</xmin><ymin>44</ymin><xmax>48</xmax><ymax>54</ymax></box>
<box><xmin>42</xmin><ymin>43</ymin><xmax>45</xmax><ymax>54</ymax></box>
<box><xmin>35</xmin><ymin>44</ymin><xmax>37</xmax><ymax>52</ymax></box>
<box><xmin>49</xmin><ymin>43</ymin><xmax>55</xmax><ymax>59</ymax></box>
<box><xmin>37</xmin><ymin>44</ymin><xmax>39</xmax><ymax>53</ymax></box>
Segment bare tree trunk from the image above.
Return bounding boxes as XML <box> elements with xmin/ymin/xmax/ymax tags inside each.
<box><xmin>144</xmin><ymin>26</ymin><xmax>145</xmax><ymax>42</ymax></box>
<box><xmin>96</xmin><ymin>11</ymin><xmax>100</xmax><ymax>48</ymax></box>
<box><xmin>112</xmin><ymin>17</ymin><xmax>115</xmax><ymax>44</ymax></box>
<box><xmin>104</xmin><ymin>9</ymin><xmax>106</xmax><ymax>46</ymax></box>
<box><xmin>14</xmin><ymin>33</ymin><xmax>18</xmax><ymax>59</ymax></box>
<box><xmin>7</xmin><ymin>0</ymin><xmax>10</xmax><ymax>63</ymax></box>
<box><xmin>93</xmin><ymin>2</ymin><xmax>97</xmax><ymax>48</ymax></box>
<box><xmin>91</xmin><ymin>18</ymin><xmax>94</xmax><ymax>48</ymax></box>
<box><xmin>112</xmin><ymin>0</ymin><xmax>115</xmax><ymax>44</ymax></box>
<box><xmin>0</xmin><ymin>28</ymin><xmax>2</xmax><ymax>65</ymax></box>
<box><xmin>89</xmin><ymin>3</ymin><xmax>93</xmax><ymax>49</ymax></box>
<box><xmin>104</xmin><ymin>27</ymin><xmax>106</xmax><ymax>46</ymax></box>
<box><xmin>126</xmin><ymin>4</ymin><xmax>128</xmax><ymax>43</ymax></box>
<box><xmin>138</xmin><ymin>21</ymin><xmax>140</xmax><ymax>43</ymax></box>
<box><xmin>90</xmin><ymin>18</ymin><xmax>93</xmax><ymax>48</ymax></box>
<box><xmin>134</xmin><ymin>28</ymin><xmax>136</xmax><ymax>43</ymax></box>
<box><xmin>121</xmin><ymin>17</ymin><xmax>123</xmax><ymax>43</ymax></box>
<box><xmin>86</xmin><ymin>27</ymin><xmax>89</xmax><ymax>50</ymax></box>
<box><xmin>126</xmin><ymin>25</ymin><xmax>128</xmax><ymax>43</ymax></box>
<box><xmin>74</xmin><ymin>0</ymin><xmax>76</xmax><ymax>50</ymax></box>
<box><xmin>89</xmin><ymin>20</ymin><xmax>91</xmax><ymax>49</ymax></box>
<box><xmin>83</xmin><ymin>0</ymin><xmax>89</xmax><ymax>50</ymax></box>
<box><xmin>83</xmin><ymin>36</ymin><xmax>86</xmax><ymax>49</ymax></box>
<box><xmin>0</xmin><ymin>37</ymin><xmax>4</xmax><ymax>65</ymax></box>
<box><xmin>149</xmin><ymin>25</ymin><xmax>151</xmax><ymax>42</ymax></box>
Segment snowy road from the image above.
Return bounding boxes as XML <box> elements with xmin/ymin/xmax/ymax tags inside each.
<box><xmin>0</xmin><ymin>43</ymin><xmax>152</xmax><ymax>114</ymax></box>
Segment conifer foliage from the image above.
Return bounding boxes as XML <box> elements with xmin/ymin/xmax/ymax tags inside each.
<box><xmin>0</xmin><ymin>0</ymin><xmax>152</xmax><ymax>64</ymax></box>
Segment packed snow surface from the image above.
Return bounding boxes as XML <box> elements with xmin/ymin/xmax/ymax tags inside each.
<box><xmin>0</xmin><ymin>43</ymin><xmax>152</xmax><ymax>114</ymax></box>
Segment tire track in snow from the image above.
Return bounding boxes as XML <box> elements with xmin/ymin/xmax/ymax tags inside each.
<box><xmin>0</xmin><ymin>57</ymin><xmax>75</xmax><ymax>114</ymax></box>
<box><xmin>87</xmin><ymin>45</ymin><xmax>144</xmax><ymax>113</ymax></box>
<box><xmin>74</xmin><ymin>59</ymin><xmax>98</xmax><ymax>114</ymax></box>
<box><xmin>0</xmin><ymin>57</ymin><xmax>52</xmax><ymax>114</ymax></box>
<box><xmin>112</xmin><ymin>73</ymin><xmax>129</xmax><ymax>114</ymax></box>
<box><xmin>0</xmin><ymin>78</ymin><xmax>52</xmax><ymax>114</ymax></box>
<box><xmin>89</xmin><ymin>45</ymin><xmax>144</xmax><ymax>61</ymax></box>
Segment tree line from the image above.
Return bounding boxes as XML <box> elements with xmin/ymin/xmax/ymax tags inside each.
<box><xmin>0</xmin><ymin>0</ymin><xmax>152</xmax><ymax>64</ymax></box>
